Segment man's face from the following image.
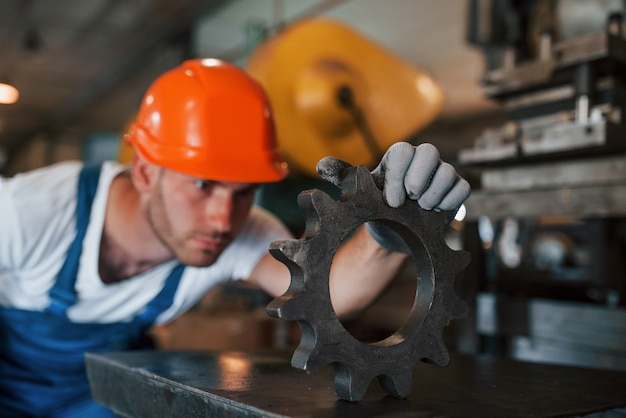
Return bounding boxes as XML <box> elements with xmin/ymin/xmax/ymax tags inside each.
<box><xmin>146</xmin><ymin>168</ymin><xmax>258</xmax><ymax>267</ymax></box>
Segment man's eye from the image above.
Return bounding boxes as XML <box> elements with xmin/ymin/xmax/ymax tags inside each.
<box><xmin>237</xmin><ymin>187</ymin><xmax>257</xmax><ymax>199</ymax></box>
<box><xmin>195</xmin><ymin>180</ymin><xmax>214</xmax><ymax>191</ymax></box>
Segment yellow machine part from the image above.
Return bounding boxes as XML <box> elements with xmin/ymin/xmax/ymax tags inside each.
<box><xmin>246</xmin><ymin>17</ymin><xmax>445</xmax><ymax>178</ymax></box>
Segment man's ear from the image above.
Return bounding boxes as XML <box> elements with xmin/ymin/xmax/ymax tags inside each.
<box><xmin>130</xmin><ymin>152</ymin><xmax>160</xmax><ymax>193</ymax></box>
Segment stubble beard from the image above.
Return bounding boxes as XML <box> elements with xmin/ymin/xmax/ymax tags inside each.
<box><xmin>146</xmin><ymin>182</ymin><xmax>223</xmax><ymax>268</ymax></box>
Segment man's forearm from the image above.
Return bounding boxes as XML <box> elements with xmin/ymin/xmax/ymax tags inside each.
<box><xmin>329</xmin><ymin>225</ymin><xmax>408</xmax><ymax>319</ymax></box>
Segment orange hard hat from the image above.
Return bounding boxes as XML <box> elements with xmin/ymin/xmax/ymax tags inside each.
<box><xmin>126</xmin><ymin>58</ymin><xmax>288</xmax><ymax>182</ymax></box>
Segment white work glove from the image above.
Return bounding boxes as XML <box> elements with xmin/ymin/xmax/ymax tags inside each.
<box><xmin>316</xmin><ymin>142</ymin><xmax>471</xmax><ymax>253</ymax></box>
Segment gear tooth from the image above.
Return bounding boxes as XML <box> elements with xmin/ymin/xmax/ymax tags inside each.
<box><xmin>291</xmin><ymin>348</ymin><xmax>312</xmax><ymax>371</ymax></box>
<box><xmin>291</xmin><ymin>322</ymin><xmax>334</xmax><ymax>374</ymax></box>
<box><xmin>267</xmin><ymin>296</ymin><xmax>306</xmax><ymax>320</ymax></box>
<box><xmin>434</xmin><ymin>272</ymin><xmax>468</xmax><ymax>323</ymax></box>
<box><xmin>269</xmin><ymin>239</ymin><xmax>302</xmax><ymax>262</ymax></box>
<box><xmin>298</xmin><ymin>189</ymin><xmax>335</xmax><ymax>214</ymax></box>
<box><xmin>290</xmin><ymin>348</ymin><xmax>310</xmax><ymax>370</ymax></box>
<box><xmin>308</xmin><ymin>189</ymin><xmax>337</xmax><ymax>218</ymax></box>
<box><xmin>421</xmin><ymin>332</ymin><xmax>450</xmax><ymax>366</ymax></box>
<box><xmin>269</xmin><ymin>240</ymin><xmax>308</xmax><ymax>297</ymax></box>
<box><xmin>443</xmin><ymin>249</ymin><xmax>471</xmax><ymax>274</ymax></box>
<box><xmin>432</xmin><ymin>289</ymin><xmax>467</xmax><ymax>323</ymax></box>
<box><xmin>378</xmin><ymin>370</ymin><xmax>413</xmax><ymax>399</ymax></box>
<box><xmin>290</xmin><ymin>321</ymin><xmax>317</xmax><ymax>370</ymax></box>
<box><xmin>432</xmin><ymin>278</ymin><xmax>467</xmax><ymax>321</ymax></box>
<box><xmin>337</xmin><ymin>166</ymin><xmax>359</xmax><ymax>197</ymax></box>
<box><xmin>333</xmin><ymin>364</ymin><xmax>373</xmax><ymax>402</ymax></box>
<box><xmin>337</xmin><ymin>166</ymin><xmax>380</xmax><ymax>202</ymax></box>
<box><xmin>265</xmin><ymin>296</ymin><xmax>286</xmax><ymax>318</ymax></box>
<box><xmin>436</xmin><ymin>249</ymin><xmax>468</xmax><ymax>277</ymax></box>
<box><xmin>298</xmin><ymin>190</ymin><xmax>339</xmax><ymax>237</ymax></box>
<box><xmin>297</xmin><ymin>191</ymin><xmax>321</xmax><ymax>238</ymax></box>
<box><xmin>449</xmin><ymin>294</ymin><xmax>469</xmax><ymax>320</ymax></box>
<box><xmin>355</xmin><ymin>165</ymin><xmax>379</xmax><ymax>192</ymax></box>
<box><xmin>300</xmin><ymin>347</ymin><xmax>328</xmax><ymax>374</ymax></box>
<box><xmin>458</xmin><ymin>250</ymin><xmax>472</xmax><ymax>268</ymax></box>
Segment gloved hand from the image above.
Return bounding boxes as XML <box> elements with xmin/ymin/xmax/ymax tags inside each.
<box><xmin>316</xmin><ymin>142</ymin><xmax>471</xmax><ymax>253</ymax></box>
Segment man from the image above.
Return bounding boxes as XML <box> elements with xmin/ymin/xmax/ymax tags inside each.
<box><xmin>0</xmin><ymin>59</ymin><xmax>470</xmax><ymax>417</ymax></box>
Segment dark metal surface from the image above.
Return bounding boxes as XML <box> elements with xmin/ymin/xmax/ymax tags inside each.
<box><xmin>266</xmin><ymin>165</ymin><xmax>470</xmax><ymax>401</ymax></box>
<box><xmin>86</xmin><ymin>349</ymin><xmax>626</xmax><ymax>418</ymax></box>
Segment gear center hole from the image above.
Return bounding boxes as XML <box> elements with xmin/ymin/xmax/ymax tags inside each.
<box><xmin>331</xmin><ymin>222</ymin><xmax>433</xmax><ymax>344</ymax></box>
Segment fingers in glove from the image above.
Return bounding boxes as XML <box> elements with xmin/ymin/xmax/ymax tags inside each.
<box><xmin>316</xmin><ymin>156</ymin><xmax>352</xmax><ymax>187</ymax></box>
<box><xmin>437</xmin><ymin>177</ymin><xmax>471</xmax><ymax>211</ymax></box>
<box><xmin>417</xmin><ymin>162</ymin><xmax>458</xmax><ymax>210</ymax></box>
<box><xmin>371</xmin><ymin>142</ymin><xmax>416</xmax><ymax>208</ymax></box>
<box><xmin>404</xmin><ymin>143</ymin><xmax>440</xmax><ymax>201</ymax></box>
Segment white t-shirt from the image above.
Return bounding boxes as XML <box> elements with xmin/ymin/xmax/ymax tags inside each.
<box><xmin>0</xmin><ymin>161</ymin><xmax>293</xmax><ymax>324</ymax></box>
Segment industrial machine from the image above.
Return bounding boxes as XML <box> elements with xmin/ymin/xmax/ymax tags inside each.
<box><xmin>460</xmin><ymin>0</ymin><xmax>626</xmax><ymax>369</ymax></box>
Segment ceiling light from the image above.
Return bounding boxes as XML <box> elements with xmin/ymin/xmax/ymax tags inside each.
<box><xmin>0</xmin><ymin>81</ymin><xmax>19</xmax><ymax>104</ymax></box>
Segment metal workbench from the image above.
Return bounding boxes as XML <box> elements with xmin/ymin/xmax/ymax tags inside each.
<box><xmin>86</xmin><ymin>349</ymin><xmax>626</xmax><ymax>417</ymax></box>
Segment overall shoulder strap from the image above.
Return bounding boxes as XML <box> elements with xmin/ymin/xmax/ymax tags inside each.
<box><xmin>135</xmin><ymin>263</ymin><xmax>185</xmax><ymax>326</ymax></box>
<box><xmin>45</xmin><ymin>162</ymin><xmax>103</xmax><ymax>316</ymax></box>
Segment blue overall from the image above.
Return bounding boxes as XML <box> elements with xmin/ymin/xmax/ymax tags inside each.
<box><xmin>0</xmin><ymin>163</ymin><xmax>185</xmax><ymax>417</ymax></box>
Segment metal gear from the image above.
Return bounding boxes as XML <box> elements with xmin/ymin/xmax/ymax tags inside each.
<box><xmin>267</xmin><ymin>165</ymin><xmax>470</xmax><ymax>401</ymax></box>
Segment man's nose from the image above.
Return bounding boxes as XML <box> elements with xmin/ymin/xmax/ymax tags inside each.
<box><xmin>206</xmin><ymin>190</ymin><xmax>234</xmax><ymax>233</ymax></box>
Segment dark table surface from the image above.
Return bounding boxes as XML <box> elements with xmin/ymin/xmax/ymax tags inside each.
<box><xmin>86</xmin><ymin>349</ymin><xmax>626</xmax><ymax>418</ymax></box>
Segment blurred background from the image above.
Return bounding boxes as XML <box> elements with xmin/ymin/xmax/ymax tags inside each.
<box><xmin>1</xmin><ymin>0</ymin><xmax>625</xmax><ymax>374</ymax></box>
<box><xmin>0</xmin><ymin>0</ymin><xmax>499</xmax><ymax>172</ymax></box>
